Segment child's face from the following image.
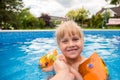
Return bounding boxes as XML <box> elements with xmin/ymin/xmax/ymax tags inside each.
<box><xmin>58</xmin><ymin>33</ymin><xmax>83</xmax><ymax>59</ymax></box>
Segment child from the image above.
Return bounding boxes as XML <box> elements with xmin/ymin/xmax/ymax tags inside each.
<box><xmin>43</xmin><ymin>20</ymin><xmax>85</xmax><ymax>80</ymax></box>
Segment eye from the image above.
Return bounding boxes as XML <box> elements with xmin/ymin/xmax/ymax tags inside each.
<box><xmin>72</xmin><ymin>37</ymin><xmax>79</xmax><ymax>41</ymax></box>
<box><xmin>61</xmin><ymin>39</ymin><xmax>68</xmax><ymax>43</ymax></box>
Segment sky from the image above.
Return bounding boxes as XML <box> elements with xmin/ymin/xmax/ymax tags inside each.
<box><xmin>22</xmin><ymin>0</ymin><xmax>114</xmax><ymax>17</ymax></box>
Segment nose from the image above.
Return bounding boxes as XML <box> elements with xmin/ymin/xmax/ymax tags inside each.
<box><xmin>69</xmin><ymin>41</ymin><xmax>75</xmax><ymax>47</ymax></box>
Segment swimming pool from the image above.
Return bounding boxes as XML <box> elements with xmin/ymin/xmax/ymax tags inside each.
<box><xmin>0</xmin><ymin>30</ymin><xmax>120</xmax><ymax>80</ymax></box>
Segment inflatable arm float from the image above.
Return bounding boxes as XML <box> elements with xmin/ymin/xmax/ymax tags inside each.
<box><xmin>78</xmin><ymin>52</ymin><xmax>109</xmax><ymax>80</ymax></box>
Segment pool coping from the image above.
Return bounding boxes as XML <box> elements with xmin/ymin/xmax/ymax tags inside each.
<box><xmin>0</xmin><ymin>30</ymin><xmax>55</xmax><ymax>32</ymax></box>
<box><xmin>0</xmin><ymin>29</ymin><xmax>120</xmax><ymax>32</ymax></box>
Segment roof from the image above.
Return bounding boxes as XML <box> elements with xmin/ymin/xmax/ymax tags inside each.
<box><xmin>50</xmin><ymin>16</ymin><xmax>68</xmax><ymax>21</ymax></box>
<box><xmin>110</xmin><ymin>6</ymin><xmax>120</xmax><ymax>17</ymax></box>
<box><xmin>97</xmin><ymin>6</ymin><xmax>120</xmax><ymax>17</ymax></box>
<box><xmin>97</xmin><ymin>8</ymin><xmax>105</xmax><ymax>14</ymax></box>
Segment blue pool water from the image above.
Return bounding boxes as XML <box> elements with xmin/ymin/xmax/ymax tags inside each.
<box><xmin>0</xmin><ymin>30</ymin><xmax>120</xmax><ymax>80</ymax></box>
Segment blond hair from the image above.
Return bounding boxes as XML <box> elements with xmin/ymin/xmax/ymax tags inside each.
<box><xmin>55</xmin><ymin>20</ymin><xmax>84</xmax><ymax>44</ymax></box>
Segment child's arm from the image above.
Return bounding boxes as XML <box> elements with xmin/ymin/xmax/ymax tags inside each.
<box><xmin>50</xmin><ymin>58</ymin><xmax>74</xmax><ymax>80</ymax></box>
<box><xmin>42</xmin><ymin>66</ymin><xmax>53</xmax><ymax>72</ymax></box>
<box><xmin>49</xmin><ymin>71</ymin><xmax>74</xmax><ymax>80</ymax></box>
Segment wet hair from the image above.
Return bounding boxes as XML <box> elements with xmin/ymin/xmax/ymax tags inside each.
<box><xmin>55</xmin><ymin>20</ymin><xmax>84</xmax><ymax>44</ymax></box>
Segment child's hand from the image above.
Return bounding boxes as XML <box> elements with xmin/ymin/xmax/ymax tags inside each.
<box><xmin>56</xmin><ymin>54</ymin><xmax>66</xmax><ymax>62</ymax></box>
<box><xmin>52</xmin><ymin>58</ymin><xmax>75</xmax><ymax>80</ymax></box>
<box><xmin>53</xmin><ymin>59</ymin><xmax>69</xmax><ymax>73</ymax></box>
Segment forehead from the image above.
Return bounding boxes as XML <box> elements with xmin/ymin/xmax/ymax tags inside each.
<box><xmin>61</xmin><ymin>32</ymin><xmax>80</xmax><ymax>39</ymax></box>
<box><xmin>59</xmin><ymin>28</ymin><xmax>81</xmax><ymax>39</ymax></box>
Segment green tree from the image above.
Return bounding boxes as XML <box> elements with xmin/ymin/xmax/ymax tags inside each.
<box><xmin>105</xmin><ymin>0</ymin><xmax>120</xmax><ymax>5</ymax></box>
<box><xmin>89</xmin><ymin>13</ymin><xmax>103</xmax><ymax>29</ymax></box>
<box><xmin>102</xmin><ymin>11</ymin><xmax>110</xmax><ymax>28</ymax></box>
<box><xmin>18</xmin><ymin>8</ymin><xmax>35</xmax><ymax>29</ymax></box>
<box><xmin>18</xmin><ymin>8</ymin><xmax>45</xmax><ymax>29</ymax></box>
<box><xmin>90</xmin><ymin>15</ymin><xmax>96</xmax><ymax>28</ymax></box>
<box><xmin>76</xmin><ymin>7</ymin><xmax>89</xmax><ymax>27</ymax></box>
<box><xmin>66</xmin><ymin>9</ymin><xmax>76</xmax><ymax>20</ymax></box>
<box><xmin>39</xmin><ymin>13</ymin><xmax>51</xmax><ymax>28</ymax></box>
<box><xmin>38</xmin><ymin>18</ymin><xmax>46</xmax><ymax>29</ymax></box>
<box><xmin>66</xmin><ymin>7</ymin><xmax>89</xmax><ymax>27</ymax></box>
<box><xmin>0</xmin><ymin>0</ymin><xmax>23</xmax><ymax>29</ymax></box>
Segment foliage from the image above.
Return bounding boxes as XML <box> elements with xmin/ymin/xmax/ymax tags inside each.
<box><xmin>66</xmin><ymin>7</ymin><xmax>89</xmax><ymax>27</ymax></box>
<box><xmin>18</xmin><ymin>8</ymin><xmax>46</xmax><ymax>29</ymax></box>
<box><xmin>0</xmin><ymin>0</ymin><xmax>23</xmax><ymax>29</ymax></box>
<box><xmin>88</xmin><ymin>11</ymin><xmax>110</xmax><ymax>29</ymax></box>
<box><xmin>38</xmin><ymin>19</ymin><xmax>46</xmax><ymax>29</ymax></box>
<box><xmin>102</xmin><ymin>11</ymin><xmax>110</xmax><ymax>28</ymax></box>
<box><xmin>66</xmin><ymin>9</ymin><xmax>76</xmax><ymax>20</ymax></box>
<box><xmin>39</xmin><ymin>13</ymin><xmax>51</xmax><ymax>28</ymax></box>
<box><xmin>107</xmin><ymin>25</ymin><xmax>120</xmax><ymax>29</ymax></box>
<box><xmin>105</xmin><ymin>0</ymin><xmax>120</xmax><ymax>5</ymax></box>
<box><xmin>88</xmin><ymin>13</ymin><xmax>103</xmax><ymax>29</ymax></box>
<box><xmin>51</xmin><ymin>19</ymin><xmax>61</xmax><ymax>27</ymax></box>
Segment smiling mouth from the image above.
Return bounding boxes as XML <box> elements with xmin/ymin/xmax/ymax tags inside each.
<box><xmin>67</xmin><ymin>49</ymin><xmax>78</xmax><ymax>52</ymax></box>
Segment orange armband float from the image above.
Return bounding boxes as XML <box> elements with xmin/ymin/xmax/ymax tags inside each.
<box><xmin>78</xmin><ymin>52</ymin><xmax>109</xmax><ymax>80</ymax></box>
<box><xmin>39</xmin><ymin>50</ymin><xmax>58</xmax><ymax>68</ymax></box>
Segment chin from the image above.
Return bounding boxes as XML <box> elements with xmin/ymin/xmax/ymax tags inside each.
<box><xmin>68</xmin><ymin>55</ymin><xmax>79</xmax><ymax>59</ymax></box>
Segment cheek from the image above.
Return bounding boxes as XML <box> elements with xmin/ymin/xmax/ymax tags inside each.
<box><xmin>59</xmin><ymin>43</ymin><xmax>66</xmax><ymax>52</ymax></box>
<box><xmin>81</xmin><ymin>41</ymin><xmax>84</xmax><ymax>48</ymax></box>
<box><xmin>80</xmin><ymin>42</ymin><xmax>83</xmax><ymax>47</ymax></box>
<box><xmin>79</xmin><ymin>40</ymin><xmax>83</xmax><ymax>46</ymax></box>
<box><xmin>77</xmin><ymin>41</ymin><xmax>83</xmax><ymax>50</ymax></box>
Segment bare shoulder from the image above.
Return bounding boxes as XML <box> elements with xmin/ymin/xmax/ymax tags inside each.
<box><xmin>80</xmin><ymin>57</ymin><xmax>87</xmax><ymax>64</ymax></box>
